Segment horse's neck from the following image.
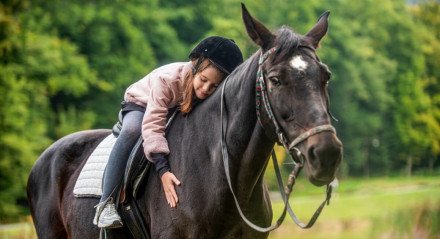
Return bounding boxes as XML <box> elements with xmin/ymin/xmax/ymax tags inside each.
<box><xmin>223</xmin><ymin>54</ymin><xmax>275</xmax><ymax>199</ymax></box>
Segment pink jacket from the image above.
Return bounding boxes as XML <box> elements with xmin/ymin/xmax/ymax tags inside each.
<box><xmin>124</xmin><ymin>62</ymin><xmax>192</xmax><ymax>162</ymax></box>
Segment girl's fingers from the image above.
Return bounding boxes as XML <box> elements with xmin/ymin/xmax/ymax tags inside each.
<box><xmin>168</xmin><ymin>193</ymin><xmax>175</xmax><ymax>207</ymax></box>
<box><xmin>162</xmin><ymin>173</ymin><xmax>181</xmax><ymax>208</ymax></box>
<box><xmin>166</xmin><ymin>193</ymin><xmax>172</xmax><ymax>205</ymax></box>
<box><xmin>171</xmin><ymin>175</ymin><xmax>181</xmax><ymax>186</ymax></box>
<box><xmin>169</xmin><ymin>176</ymin><xmax>180</xmax><ymax>205</ymax></box>
<box><xmin>170</xmin><ymin>187</ymin><xmax>178</xmax><ymax>204</ymax></box>
<box><xmin>166</xmin><ymin>191</ymin><xmax>171</xmax><ymax>204</ymax></box>
<box><xmin>166</xmin><ymin>188</ymin><xmax>176</xmax><ymax>207</ymax></box>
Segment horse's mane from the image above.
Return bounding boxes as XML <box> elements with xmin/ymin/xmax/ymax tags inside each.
<box><xmin>273</xmin><ymin>26</ymin><xmax>303</xmax><ymax>63</ymax></box>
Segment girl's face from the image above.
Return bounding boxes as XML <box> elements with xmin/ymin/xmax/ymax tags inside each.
<box><xmin>193</xmin><ymin>65</ymin><xmax>223</xmax><ymax>100</ymax></box>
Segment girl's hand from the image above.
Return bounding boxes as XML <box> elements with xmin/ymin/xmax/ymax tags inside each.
<box><xmin>160</xmin><ymin>172</ymin><xmax>181</xmax><ymax>208</ymax></box>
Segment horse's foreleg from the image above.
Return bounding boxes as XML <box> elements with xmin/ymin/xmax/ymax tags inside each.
<box><xmin>27</xmin><ymin>165</ymin><xmax>68</xmax><ymax>238</ymax></box>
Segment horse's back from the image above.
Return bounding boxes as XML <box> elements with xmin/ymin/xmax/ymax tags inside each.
<box><xmin>27</xmin><ymin>129</ymin><xmax>111</xmax><ymax>238</ymax></box>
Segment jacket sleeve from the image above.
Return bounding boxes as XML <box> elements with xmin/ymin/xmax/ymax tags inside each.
<box><xmin>142</xmin><ymin>74</ymin><xmax>174</xmax><ymax>162</ymax></box>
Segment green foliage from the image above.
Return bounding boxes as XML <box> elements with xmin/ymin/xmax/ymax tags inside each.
<box><xmin>411</xmin><ymin>1</ymin><xmax>440</xmax><ymax>158</ymax></box>
<box><xmin>23</xmin><ymin>0</ymin><xmax>160</xmax><ymax>127</ymax></box>
<box><xmin>55</xmin><ymin>107</ymin><xmax>96</xmax><ymax>139</ymax></box>
<box><xmin>0</xmin><ymin>0</ymin><xmax>100</xmax><ymax>221</ymax></box>
<box><xmin>0</xmin><ymin>66</ymin><xmax>43</xmax><ymax>220</ymax></box>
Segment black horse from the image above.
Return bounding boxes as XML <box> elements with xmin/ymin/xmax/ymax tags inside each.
<box><xmin>27</xmin><ymin>4</ymin><xmax>342</xmax><ymax>239</ymax></box>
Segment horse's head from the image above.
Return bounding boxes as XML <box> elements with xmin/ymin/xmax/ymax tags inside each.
<box><xmin>242</xmin><ymin>4</ymin><xmax>343</xmax><ymax>186</ymax></box>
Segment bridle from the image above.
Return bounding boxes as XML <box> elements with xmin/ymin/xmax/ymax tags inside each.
<box><xmin>256</xmin><ymin>47</ymin><xmax>336</xmax><ymax>154</ymax></box>
<box><xmin>220</xmin><ymin>46</ymin><xmax>337</xmax><ymax>232</ymax></box>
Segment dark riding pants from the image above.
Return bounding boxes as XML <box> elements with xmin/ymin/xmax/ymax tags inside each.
<box><xmin>100</xmin><ymin>110</ymin><xmax>144</xmax><ymax>202</ymax></box>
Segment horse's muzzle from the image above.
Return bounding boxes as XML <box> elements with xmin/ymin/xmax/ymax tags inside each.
<box><xmin>305</xmin><ymin>132</ymin><xmax>343</xmax><ymax>186</ymax></box>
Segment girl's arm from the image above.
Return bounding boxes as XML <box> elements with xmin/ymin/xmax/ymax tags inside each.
<box><xmin>141</xmin><ymin>72</ymin><xmax>182</xmax><ymax>208</ymax></box>
<box><xmin>141</xmin><ymin>75</ymin><xmax>173</xmax><ymax>161</ymax></box>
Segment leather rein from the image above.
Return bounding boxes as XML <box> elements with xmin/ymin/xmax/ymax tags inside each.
<box><xmin>220</xmin><ymin>47</ymin><xmax>336</xmax><ymax>232</ymax></box>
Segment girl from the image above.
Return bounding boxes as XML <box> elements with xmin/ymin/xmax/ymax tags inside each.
<box><xmin>93</xmin><ymin>36</ymin><xmax>243</xmax><ymax>228</ymax></box>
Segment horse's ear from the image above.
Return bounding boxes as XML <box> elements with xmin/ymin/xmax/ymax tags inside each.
<box><xmin>241</xmin><ymin>3</ymin><xmax>274</xmax><ymax>49</ymax></box>
<box><xmin>305</xmin><ymin>11</ymin><xmax>330</xmax><ymax>49</ymax></box>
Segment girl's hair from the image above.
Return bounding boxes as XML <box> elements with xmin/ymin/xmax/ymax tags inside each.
<box><xmin>180</xmin><ymin>58</ymin><xmax>224</xmax><ymax>114</ymax></box>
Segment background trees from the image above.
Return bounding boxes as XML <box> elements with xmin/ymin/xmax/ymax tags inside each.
<box><xmin>0</xmin><ymin>0</ymin><xmax>438</xmax><ymax>221</ymax></box>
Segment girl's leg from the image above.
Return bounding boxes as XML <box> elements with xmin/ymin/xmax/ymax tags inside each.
<box><xmin>95</xmin><ymin>110</ymin><xmax>143</xmax><ymax>228</ymax></box>
<box><xmin>101</xmin><ymin>110</ymin><xmax>143</xmax><ymax>201</ymax></box>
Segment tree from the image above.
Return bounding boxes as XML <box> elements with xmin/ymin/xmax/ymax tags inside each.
<box><xmin>0</xmin><ymin>0</ymin><xmax>100</xmax><ymax>221</ymax></box>
<box><xmin>409</xmin><ymin>0</ymin><xmax>440</xmax><ymax>173</ymax></box>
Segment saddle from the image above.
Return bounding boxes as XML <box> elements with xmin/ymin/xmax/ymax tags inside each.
<box><xmin>110</xmin><ymin>107</ymin><xmax>179</xmax><ymax>239</ymax></box>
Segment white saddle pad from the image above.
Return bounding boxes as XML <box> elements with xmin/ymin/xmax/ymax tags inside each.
<box><xmin>73</xmin><ymin>134</ymin><xmax>117</xmax><ymax>198</ymax></box>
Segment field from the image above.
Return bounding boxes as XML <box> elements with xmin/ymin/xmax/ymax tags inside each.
<box><xmin>269</xmin><ymin>176</ymin><xmax>440</xmax><ymax>239</ymax></box>
<box><xmin>1</xmin><ymin>176</ymin><xmax>439</xmax><ymax>239</ymax></box>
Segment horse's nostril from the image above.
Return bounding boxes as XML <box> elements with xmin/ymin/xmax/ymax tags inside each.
<box><xmin>310</xmin><ymin>142</ymin><xmax>342</xmax><ymax>168</ymax></box>
<box><xmin>307</xmin><ymin>146</ymin><xmax>318</xmax><ymax>162</ymax></box>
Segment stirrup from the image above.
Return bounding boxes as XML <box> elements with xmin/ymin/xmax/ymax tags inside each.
<box><xmin>98</xmin><ymin>202</ymin><xmax>123</xmax><ymax>228</ymax></box>
<box><xmin>93</xmin><ymin>197</ymin><xmax>113</xmax><ymax>226</ymax></box>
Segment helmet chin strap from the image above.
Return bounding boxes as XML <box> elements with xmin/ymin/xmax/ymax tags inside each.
<box><xmin>192</xmin><ymin>57</ymin><xmax>205</xmax><ymax>75</ymax></box>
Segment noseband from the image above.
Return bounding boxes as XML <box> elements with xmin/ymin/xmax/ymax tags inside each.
<box><xmin>220</xmin><ymin>47</ymin><xmax>337</xmax><ymax>233</ymax></box>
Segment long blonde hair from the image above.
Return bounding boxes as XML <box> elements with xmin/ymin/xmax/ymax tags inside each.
<box><xmin>180</xmin><ymin>58</ymin><xmax>224</xmax><ymax>114</ymax></box>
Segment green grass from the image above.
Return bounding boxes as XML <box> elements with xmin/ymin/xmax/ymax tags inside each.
<box><xmin>1</xmin><ymin>176</ymin><xmax>439</xmax><ymax>239</ymax></box>
<box><xmin>0</xmin><ymin>220</ymin><xmax>36</xmax><ymax>239</ymax></box>
<box><xmin>370</xmin><ymin>199</ymin><xmax>440</xmax><ymax>239</ymax></box>
<box><xmin>268</xmin><ymin>176</ymin><xmax>440</xmax><ymax>239</ymax></box>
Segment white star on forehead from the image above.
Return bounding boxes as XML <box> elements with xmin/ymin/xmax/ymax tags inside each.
<box><xmin>290</xmin><ymin>55</ymin><xmax>308</xmax><ymax>71</ymax></box>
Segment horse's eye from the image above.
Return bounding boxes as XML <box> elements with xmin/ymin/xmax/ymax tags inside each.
<box><xmin>269</xmin><ymin>77</ymin><xmax>281</xmax><ymax>86</ymax></box>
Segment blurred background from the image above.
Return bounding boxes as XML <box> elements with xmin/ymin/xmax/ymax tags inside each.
<box><xmin>1</xmin><ymin>0</ymin><xmax>439</xmax><ymax>238</ymax></box>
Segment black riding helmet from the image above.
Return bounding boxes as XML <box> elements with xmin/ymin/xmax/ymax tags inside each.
<box><xmin>189</xmin><ymin>36</ymin><xmax>243</xmax><ymax>75</ymax></box>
